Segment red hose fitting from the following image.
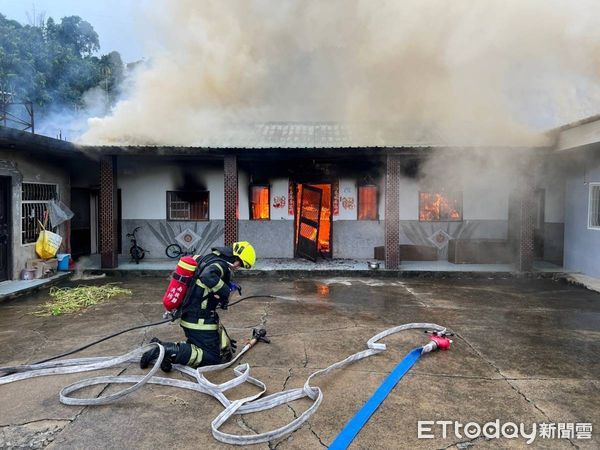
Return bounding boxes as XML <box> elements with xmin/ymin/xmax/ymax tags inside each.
<box><xmin>429</xmin><ymin>335</ymin><xmax>452</xmax><ymax>350</ymax></box>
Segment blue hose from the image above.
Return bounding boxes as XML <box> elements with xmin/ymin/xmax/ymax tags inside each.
<box><xmin>329</xmin><ymin>347</ymin><xmax>423</xmax><ymax>449</ymax></box>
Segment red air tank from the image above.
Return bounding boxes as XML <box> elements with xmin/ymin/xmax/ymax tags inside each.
<box><xmin>162</xmin><ymin>256</ymin><xmax>197</xmax><ymax>311</ymax></box>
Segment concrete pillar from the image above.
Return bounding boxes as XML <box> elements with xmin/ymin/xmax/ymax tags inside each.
<box><xmin>515</xmin><ymin>176</ymin><xmax>536</xmax><ymax>272</ymax></box>
<box><xmin>224</xmin><ymin>155</ymin><xmax>238</xmax><ymax>245</ymax></box>
<box><xmin>384</xmin><ymin>155</ymin><xmax>401</xmax><ymax>269</ymax></box>
<box><xmin>99</xmin><ymin>155</ymin><xmax>118</xmax><ymax>268</ymax></box>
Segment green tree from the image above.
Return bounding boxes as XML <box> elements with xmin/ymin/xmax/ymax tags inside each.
<box><xmin>100</xmin><ymin>51</ymin><xmax>124</xmax><ymax>101</ymax></box>
<box><xmin>0</xmin><ymin>13</ymin><xmax>123</xmax><ymax>112</ymax></box>
<box><xmin>0</xmin><ymin>14</ymin><xmax>47</xmax><ymax>100</ymax></box>
<box><xmin>50</xmin><ymin>15</ymin><xmax>99</xmax><ymax>57</ymax></box>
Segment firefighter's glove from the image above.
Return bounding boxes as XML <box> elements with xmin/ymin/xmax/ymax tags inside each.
<box><xmin>214</xmin><ymin>283</ymin><xmax>230</xmax><ymax>308</ymax></box>
<box><xmin>229</xmin><ymin>282</ymin><xmax>242</xmax><ymax>296</ymax></box>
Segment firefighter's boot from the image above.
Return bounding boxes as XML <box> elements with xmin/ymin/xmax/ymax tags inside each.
<box><xmin>140</xmin><ymin>337</ymin><xmax>181</xmax><ymax>372</ymax></box>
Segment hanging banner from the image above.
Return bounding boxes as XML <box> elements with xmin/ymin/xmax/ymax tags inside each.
<box><xmin>288</xmin><ymin>180</ymin><xmax>295</xmax><ymax>216</ymax></box>
<box><xmin>333</xmin><ymin>180</ymin><xmax>339</xmax><ymax>216</ymax></box>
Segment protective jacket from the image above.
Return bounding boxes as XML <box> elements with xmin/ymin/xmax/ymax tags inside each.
<box><xmin>178</xmin><ymin>247</ymin><xmax>237</xmax><ymax>366</ymax></box>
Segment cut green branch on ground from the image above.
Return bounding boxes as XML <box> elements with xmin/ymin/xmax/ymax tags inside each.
<box><xmin>34</xmin><ymin>284</ymin><xmax>132</xmax><ymax>317</ymax></box>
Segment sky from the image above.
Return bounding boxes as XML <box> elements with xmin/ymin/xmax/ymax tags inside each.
<box><xmin>0</xmin><ymin>0</ymin><xmax>146</xmax><ymax>62</ymax></box>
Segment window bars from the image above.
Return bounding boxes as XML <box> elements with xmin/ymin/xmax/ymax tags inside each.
<box><xmin>167</xmin><ymin>191</ymin><xmax>209</xmax><ymax>221</ymax></box>
<box><xmin>21</xmin><ymin>182</ymin><xmax>58</xmax><ymax>244</ymax></box>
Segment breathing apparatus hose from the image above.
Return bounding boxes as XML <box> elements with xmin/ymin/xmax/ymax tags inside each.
<box><xmin>0</xmin><ymin>294</ymin><xmax>277</xmax><ymax>376</ymax></box>
<box><xmin>34</xmin><ymin>318</ymin><xmax>170</xmax><ymax>365</ymax></box>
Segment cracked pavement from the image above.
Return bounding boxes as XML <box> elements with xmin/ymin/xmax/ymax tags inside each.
<box><xmin>0</xmin><ymin>275</ymin><xmax>599</xmax><ymax>449</ymax></box>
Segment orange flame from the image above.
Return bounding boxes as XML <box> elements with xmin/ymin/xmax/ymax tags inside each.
<box><xmin>419</xmin><ymin>192</ymin><xmax>461</xmax><ymax>221</ymax></box>
<box><xmin>251</xmin><ymin>186</ymin><xmax>270</xmax><ymax>219</ymax></box>
<box><xmin>295</xmin><ymin>183</ymin><xmax>332</xmax><ymax>255</ymax></box>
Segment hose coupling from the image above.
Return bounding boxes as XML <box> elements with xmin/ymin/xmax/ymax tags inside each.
<box><xmin>422</xmin><ymin>330</ymin><xmax>453</xmax><ymax>352</ymax></box>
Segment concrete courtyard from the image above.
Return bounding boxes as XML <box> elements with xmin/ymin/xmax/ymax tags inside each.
<box><xmin>0</xmin><ymin>275</ymin><xmax>598</xmax><ymax>449</ymax></box>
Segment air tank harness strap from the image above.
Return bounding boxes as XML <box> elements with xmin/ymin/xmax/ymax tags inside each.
<box><xmin>180</xmin><ymin>319</ymin><xmax>218</xmax><ymax>331</ymax></box>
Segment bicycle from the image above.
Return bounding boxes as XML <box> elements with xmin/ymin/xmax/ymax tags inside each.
<box><xmin>127</xmin><ymin>226</ymin><xmax>148</xmax><ymax>264</ymax></box>
<box><xmin>165</xmin><ymin>243</ymin><xmax>197</xmax><ymax>259</ymax></box>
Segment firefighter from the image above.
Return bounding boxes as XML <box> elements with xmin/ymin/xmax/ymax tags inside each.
<box><xmin>140</xmin><ymin>241</ymin><xmax>256</xmax><ymax>371</ymax></box>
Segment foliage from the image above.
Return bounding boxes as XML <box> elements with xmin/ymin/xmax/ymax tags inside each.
<box><xmin>0</xmin><ymin>13</ymin><xmax>124</xmax><ymax>110</ymax></box>
<box><xmin>33</xmin><ymin>283</ymin><xmax>132</xmax><ymax>316</ymax></box>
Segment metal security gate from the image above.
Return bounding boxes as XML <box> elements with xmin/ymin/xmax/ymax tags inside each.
<box><xmin>0</xmin><ymin>177</ymin><xmax>11</xmax><ymax>281</ymax></box>
<box><xmin>296</xmin><ymin>185</ymin><xmax>322</xmax><ymax>261</ymax></box>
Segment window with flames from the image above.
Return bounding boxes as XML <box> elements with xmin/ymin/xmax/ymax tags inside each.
<box><xmin>358</xmin><ymin>185</ymin><xmax>378</xmax><ymax>220</ymax></box>
<box><xmin>419</xmin><ymin>191</ymin><xmax>462</xmax><ymax>221</ymax></box>
<box><xmin>250</xmin><ymin>185</ymin><xmax>270</xmax><ymax>220</ymax></box>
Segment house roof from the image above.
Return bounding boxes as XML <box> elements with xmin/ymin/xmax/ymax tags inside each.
<box><xmin>548</xmin><ymin>114</ymin><xmax>600</xmax><ymax>152</ymax></box>
<box><xmin>0</xmin><ymin>126</ymin><xmax>85</xmax><ymax>158</ymax></box>
<box><xmin>84</xmin><ymin>121</ymin><xmax>448</xmax><ymax>149</ymax></box>
<box><xmin>2</xmin><ymin>121</ymin><xmax>551</xmax><ymax>158</ymax></box>
<box><xmin>228</xmin><ymin>122</ymin><xmax>358</xmax><ymax>148</ymax></box>
<box><xmin>549</xmin><ymin>114</ymin><xmax>600</xmax><ymax>133</ymax></box>
<box><xmin>210</xmin><ymin>121</ymin><xmax>447</xmax><ymax>149</ymax></box>
<box><xmin>82</xmin><ymin>121</ymin><xmax>552</xmax><ymax>152</ymax></box>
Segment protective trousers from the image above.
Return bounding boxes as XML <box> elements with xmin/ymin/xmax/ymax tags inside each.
<box><xmin>177</xmin><ymin>324</ymin><xmax>234</xmax><ymax>367</ymax></box>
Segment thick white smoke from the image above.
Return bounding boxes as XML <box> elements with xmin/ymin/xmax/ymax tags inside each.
<box><xmin>79</xmin><ymin>0</ymin><xmax>600</xmax><ymax>146</ymax></box>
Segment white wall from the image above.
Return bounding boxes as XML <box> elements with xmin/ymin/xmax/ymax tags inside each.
<box><xmin>119</xmin><ymin>166</ymin><xmax>296</xmax><ymax>223</ymax></box>
<box><xmin>379</xmin><ymin>176</ymin><xmax>386</xmax><ymax>220</ymax></box>
<box><xmin>118</xmin><ymin>159</ymin><xmax>224</xmax><ymax>220</ymax></box>
<box><xmin>463</xmin><ymin>185</ymin><xmax>509</xmax><ymax>220</ymax></box>
<box><xmin>399</xmin><ymin>177</ymin><xmax>419</xmax><ymax>220</ymax></box>
<box><xmin>336</xmin><ymin>178</ymin><xmax>357</xmax><ymax>220</ymax></box>
<box><xmin>118</xmin><ymin>160</ymin><xmax>524</xmax><ymax>225</ymax></box>
<box><xmin>238</xmin><ymin>170</ymin><xmax>250</xmax><ymax>220</ymax></box>
<box><xmin>118</xmin><ymin>170</ymin><xmax>397</xmax><ymax>224</ymax></box>
<box><xmin>270</xmin><ymin>178</ymin><xmax>292</xmax><ymax>220</ymax></box>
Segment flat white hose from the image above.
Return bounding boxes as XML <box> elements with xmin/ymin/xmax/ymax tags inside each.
<box><xmin>0</xmin><ymin>323</ymin><xmax>446</xmax><ymax>446</ymax></box>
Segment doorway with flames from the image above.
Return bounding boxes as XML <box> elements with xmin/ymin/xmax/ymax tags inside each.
<box><xmin>293</xmin><ymin>182</ymin><xmax>333</xmax><ymax>261</ymax></box>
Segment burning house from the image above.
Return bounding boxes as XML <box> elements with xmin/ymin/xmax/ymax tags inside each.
<box><xmin>3</xmin><ymin>1</ymin><xmax>599</xmax><ymax>282</ymax></box>
<box><xmin>2</xmin><ymin>115</ymin><xmax>599</xmax><ymax>281</ymax></box>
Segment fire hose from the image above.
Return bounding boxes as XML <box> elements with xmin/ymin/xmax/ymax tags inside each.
<box><xmin>0</xmin><ymin>294</ymin><xmax>276</xmax><ymax>372</ymax></box>
<box><xmin>0</xmin><ymin>322</ymin><xmax>451</xmax><ymax>446</ymax></box>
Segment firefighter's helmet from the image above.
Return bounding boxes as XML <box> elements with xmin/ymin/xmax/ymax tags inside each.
<box><xmin>232</xmin><ymin>241</ymin><xmax>256</xmax><ymax>269</ymax></box>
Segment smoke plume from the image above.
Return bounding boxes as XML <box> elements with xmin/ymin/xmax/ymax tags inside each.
<box><xmin>79</xmin><ymin>0</ymin><xmax>600</xmax><ymax>147</ymax></box>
